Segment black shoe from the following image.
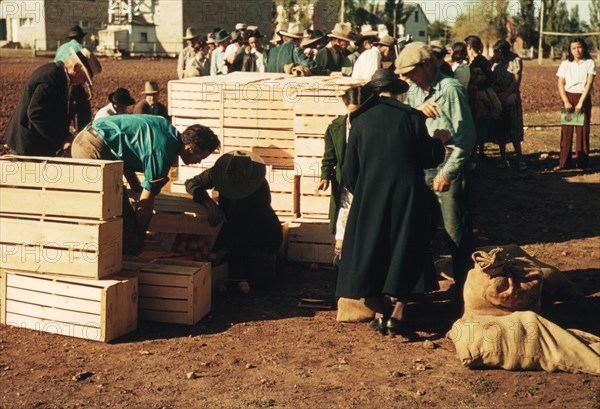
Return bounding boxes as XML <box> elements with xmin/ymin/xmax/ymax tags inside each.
<box><xmin>386</xmin><ymin>317</ymin><xmax>405</xmax><ymax>336</ymax></box>
<box><xmin>369</xmin><ymin>317</ymin><xmax>388</xmax><ymax>335</ymax></box>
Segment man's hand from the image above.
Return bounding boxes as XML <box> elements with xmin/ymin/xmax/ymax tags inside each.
<box><xmin>416</xmin><ymin>101</ymin><xmax>440</xmax><ymax>119</ymax></box>
<box><xmin>433</xmin><ymin>173</ymin><xmax>451</xmax><ymax>192</ymax></box>
<box><xmin>204</xmin><ymin>199</ymin><xmax>224</xmax><ymax>227</ymax></box>
<box><xmin>316</xmin><ymin>179</ymin><xmax>330</xmax><ymax>193</ymax></box>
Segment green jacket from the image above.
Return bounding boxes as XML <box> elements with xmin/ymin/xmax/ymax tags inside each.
<box><xmin>320</xmin><ymin>115</ymin><xmax>347</xmax><ymax>234</ymax></box>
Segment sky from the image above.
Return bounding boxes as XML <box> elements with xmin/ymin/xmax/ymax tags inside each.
<box><xmin>420</xmin><ymin>0</ymin><xmax>592</xmax><ymax>25</ymax></box>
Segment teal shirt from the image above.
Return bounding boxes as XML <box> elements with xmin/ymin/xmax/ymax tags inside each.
<box><xmin>92</xmin><ymin>114</ymin><xmax>182</xmax><ymax>195</ymax></box>
<box><xmin>54</xmin><ymin>39</ymin><xmax>84</xmax><ymax>62</ymax></box>
<box><xmin>266</xmin><ymin>42</ymin><xmax>322</xmax><ymax>73</ymax></box>
<box><xmin>405</xmin><ymin>70</ymin><xmax>476</xmax><ymax>179</ymax></box>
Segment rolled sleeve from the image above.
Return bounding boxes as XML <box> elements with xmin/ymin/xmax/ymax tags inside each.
<box><xmin>142</xmin><ymin>152</ymin><xmax>170</xmax><ymax>195</ymax></box>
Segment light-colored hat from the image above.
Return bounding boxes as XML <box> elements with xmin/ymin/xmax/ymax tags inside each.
<box><xmin>374</xmin><ymin>35</ymin><xmax>396</xmax><ymax>47</ymax></box>
<box><xmin>328</xmin><ymin>22</ymin><xmax>356</xmax><ymax>42</ymax></box>
<box><xmin>247</xmin><ymin>25</ymin><xmax>258</xmax><ymax>31</ymax></box>
<box><xmin>279</xmin><ymin>22</ymin><xmax>305</xmax><ymax>39</ymax></box>
<box><xmin>183</xmin><ymin>26</ymin><xmax>199</xmax><ymax>40</ymax></box>
<box><xmin>358</xmin><ymin>24</ymin><xmax>378</xmax><ymax>39</ymax></box>
<box><xmin>300</xmin><ymin>29</ymin><xmax>325</xmax><ymax>48</ymax></box>
<box><xmin>394</xmin><ymin>41</ymin><xmax>432</xmax><ymax>75</ymax></box>
<box><xmin>235</xmin><ymin>23</ymin><xmax>247</xmax><ymax>31</ymax></box>
<box><xmin>141</xmin><ymin>81</ymin><xmax>160</xmax><ymax>95</ymax></box>
<box><xmin>270</xmin><ymin>32</ymin><xmax>282</xmax><ymax>45</ymax></box>
<box><xmin>211</xmin><ymin>150</ymin><xmax>266</xmax><ymax>199</ymax></box>
<box><xmin>70</xmin><ymin>48</ymin><xmax>102</xmax><ymax>86</ymax></box>
<box><xmin>429</xmin><ymin>40</ymin><xmax>448</xmax><ymax>57</ymax></box>
<box><xmin>206</xmin><ymin>33</ymin><xmax>215</xmax><ymax>44</ymax></box>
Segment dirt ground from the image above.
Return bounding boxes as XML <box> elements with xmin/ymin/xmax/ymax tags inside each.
<box><xmin>0</xmin><ymin>58</ymin><xmax>599</xmax><ymax>409</ymax></box>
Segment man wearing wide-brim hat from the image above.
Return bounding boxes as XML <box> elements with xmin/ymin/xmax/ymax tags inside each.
<box><xmin>396</xmin><ymin>41</ymin><xmax>476</xmax><ymax>299</ymax></box>
<box><xmin>374</xmin><ymin>35</ymin><xmax>397</xmax><ymax>65</ymax></box>
<box><xmin>94</xmin><ymin>87</ymin><xmax>136</xmax><ymax>120</ymax></box>
<box><xmin>300</xmin><ymin>29</ymin><xmax>325</xmax><ymax>59</ymax></box>
<box><xmin>352</xmin><ymin>24</ymin><xmax>382</xmax><ymax>80</ymax></box>
<box><xmin>266</xmin><ymin>22</ymin><xmax>327</xmax><ymax>74</ymax></box>
<box><xmin>185</xmin><ymin>150</ymin><xmax>283</xmax><ymax>289</ymax></box>
<box><xmin>133</xmin><ymin>81</ymin><xmax>170</xmax><ymax>120</ymax></box>
<box><xmin>210</xmin><ymin>29</ymin><xmax>232</xmax><ymax>75</ymax></box>
<box><xmin>316</xmin><ymin>22</ymin><xmax>356</xmax><ymax>73</ymax></box>
<box><xmin>54</xmin><ymin>25</ymin><xmax>94</xmax><ymax>132</ymax></box>
<box><xmin>4</xmin><ymin>48</ymin><xmax>102</xmax><ymax>156</ymax></box>
<box><xmin>429</xmin><ymin>40</ymin><xmax>454</xmax><ymax>77</ymax></box>
<box><xmin>177</xmin><ymin>26</ymin><xmax>200</xmax><ymax>79</ymax></box>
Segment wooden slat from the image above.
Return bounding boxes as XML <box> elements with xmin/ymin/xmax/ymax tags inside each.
<box><xmin>223</xmin><ymin>99</ymin><xmax>290</xmax><ymax>110</ymax></box>
<box><xmin>223</xmin><ymin>136</ymin><xmax>295</xmax><ymax>150</ymax></box>
<box><xmin>192</xmin><ymin>263</ymin><xmax>211</xmax><ymax>323</ymax></box>
<box><xmin>4</xmin><ymin>313</ymin><xmax>104</xmax><ymax>341</ymax></box>
<box><xmin>294</xmin><ymin>157</ymin><xmax>322</xmax><ymax>179</ymax></box>
<box><xmin>223</xmin><ymin>117</ymin><xmax>292</xmax><ymax>129</ymax></box>
<box><xmin>0</xmin><ymin>187</ymin><xmax>122</xmax><ymax>220</ymax></box>
<box><xmin>169</xmin><ymin>100</ymin><xmax>222</xmax><ymax>110</ymax></box>
<box><xmin>139</xmin><ymin>297</ymin><xmax>189</xmax><ymax>311</ymax></box>
<box><xmin>224</xmin><ymin>108</ymin><xmax>292</xmax><ymax>120</ymax></box>
<box><xmin>267</xmin><ymin>169</ymin><xmax>296</xmax><ymax>192</ymax></box>
<box><xmin>223</xmin><ymin>128</ymin><xmax>295</xmax><ymax>140</ymax></box>
<box><xmin>122</xmin><ymin>271</ymin><xmax>190</xmax><ymax>287</ymax></box>
<box><xmin>271</xmin><ymin>192</ymin><xmax>295</xmax><ymax>213</ymax></box>
<box><xmin>172</xmin><ymin>117</ymin><xmax>222</xmax><ymax>129</ymax></box>
<box><xmin>300</xmin><ymin>194</ymin><xmax>330</xmax><ymax>215</ymax></box>
<box><xmin>292</xmin><ymin>97</ymin><xmax>347</xmax><ymax>116</ymax></box>
<box><xmin>7</xmin><ymin>287</ymin><xmax>100</xmax><ymax>314</ymax></box>
<box><xmin>294</xmin><ymin>115</ymin><xmax>336</xmax><ymax>136</ymax></box>
<box><xmin>140</xmin><ymin>284</ymin><xmax>189</xmax><ymax>299</ymax></box>
<box><xmin>170</xmin><ymin>107</ymin><xmax>221</xmax><ymax>118</ymax></box>
<box><xmin>149</xmin><ymin>213</ymin><xmax>221</xmax><ymax>236</ymax></box>
<box><xmin>300</xmin><ymin>175</ymin><xmax>330</xmax><ymax>195</ymax></box>
<box><xmin>6</xmin><ymin>299</ymin><xmax>101</xmax><ymax>327</ymax></box>
<box><xmin>295</xmin><ymin>137</ymin><xmax>325</xmax><ymax>157</ymax></box>
<box><xmin>0</xmin><ymin>157</ymin><xmax>122</xmax><ymax>192</ymax></box>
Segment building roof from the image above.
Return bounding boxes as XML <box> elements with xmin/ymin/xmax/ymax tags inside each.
<box><xmin>364</xmin><ymin>2</ymin><xmax>429</xmax><ymax>25</ymax></box>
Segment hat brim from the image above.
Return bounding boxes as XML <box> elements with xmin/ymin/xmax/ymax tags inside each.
<box><xmin>300</xmin><ymin>36</ymin><xmax>324</xmax><ymax>48</ymax></box>
<box><xmin>109</xmin><ymin>92</ymin><xmax>135</xmax><ymax>106</ymax></box>
<box><xmin>374</xmin><ymin>41</ymin><xmax>394</xmax><ymax>47</ymax></box>
<box><xmin>215</xmin><ymin>34</ymin><xmax>231</xmax><ymax>43</ymax></box>
<box><xmin>183</xmin><ymin>34</ymin><xmax>200</xmax><ymax>40</ymax></box>
<box><xmin>364</xmin><ymin>79</ymin><xmax>409</xmax><ymax>94</ymax></box>
<box><xmin>211</xmin><ymin>150</ymin><xmax>266</xmax><ymax>199</ymax></box>
<box><xmin>279</xmin><ymin>31</ymin><xmax>303</xmax><ymax>39</ymax></box>
<box><xmin>328</xmin><ymin>33</ymin><xmax>355</xmax><ymax>42</ymax></box>
<box><xmin>70</xmin><ymin>49</ymin><xmax>93</xmax><ymax>86</ymax></box>
<box><xmin>141</xmin><ymin>90</ymin><xmax>159</xmax><ymax>95</ymax></box>
<box><xmin>394</xmin><ymin>64</ymin><xmax>419</xmax><ymax>75</ymax></box>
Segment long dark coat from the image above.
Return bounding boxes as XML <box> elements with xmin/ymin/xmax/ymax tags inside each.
<box><xmin>335</xmin><ymin>97</ymin><xmax>445</xmax><ymax>299</ymax></box>
<box><xmin>320</xmin><ymin>115</ymin><xmax>346</xmax><ymax>234</ymax></box>
<box><xmin>4</xmin><ymin>62</ymin><xmax>71</xmax><ymax>156</ymax></box>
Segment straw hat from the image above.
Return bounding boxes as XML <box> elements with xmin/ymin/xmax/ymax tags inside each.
<box><xmin>328</xmin><ymin>22</ymin><xmax>356</xmax><ymax>42</ymax></box>
<box><xmin>183</xmin><ymin>26</ymin><xmax>199</xmax><ymax>40</ymax></box>
<box><xmin>374</xmin><ymin>35</ymin><xmax>396</xmax><ymax>47</ymax></box>
<box><xmin>235</xmin><ymin>23</ymin><xmax>247</xmax><ymax>31</ymax></box>
<box><xmin>394</xmin><ymin>42</ymin><xmax>432</xmax><ymax>74</ymax></box>
<box><xmin>206</xmin><ymin>33</ymin><xmax>215</xmax><ymax>45</ymax></box>
<box><xmin>67</xmin><ymin>25</ymin><xmax>86</xmax><ymax>39</ymax></box>
<box><xmin>430</xmin><ymin>40</ymin><xmax>448</xmax><ymax>57</ymax></box>
<box><xmin>279</xmin><ymin>22</ymin><xmax>304</xmax><ymax>39</ymax></box>
<box><xmin>300</xmin><ymin>29</ymin><xmax>325</xmax><ymax>48</ymax></box>
<box><xmin>211</xmin><ymin>150</ymin><xmax>266</xmax><ymax>199</ymax></box>
<box><xmin>70</xmin><ymin>48</ymin><xmax>102</xmax><ymax>86</ymax></box>
<box><xmin>109</xmin><ymin>88</ymin><xmax>135</xmax><ymax>106</ymax></box>
<box><xmin>141</xmin><ymin>81</ymin><xmax>160</xmax><ymax>95</ymax></box>
<box><xmin>358</xmin><ymin>24</ymin><xmax>378</xmax><ymax>39</ymax></box>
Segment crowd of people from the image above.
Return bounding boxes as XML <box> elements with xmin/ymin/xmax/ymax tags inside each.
<box><xmin>1</xmin><ymin>20</ymin><xmax>596</xmax><ymax>334</ymax></box>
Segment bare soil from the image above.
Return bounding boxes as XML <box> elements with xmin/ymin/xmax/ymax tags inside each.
<box><xmin>0</xmin><ymin>58</ymin><xmax>599</xmax><ymax>409</ymax></box>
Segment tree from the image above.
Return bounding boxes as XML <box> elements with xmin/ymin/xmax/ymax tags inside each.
<box><xmin>517</xmin><ymin>0</ymin><xmax>537</xmax><ymax>48</ymax></box>
<box><xmin>590</xmin><ymin>0</ymin><xmax>600</xmax><ymax>50</ymax></box>
<box><xmin>382</xmin><ymin>0</ymin><xmax>403</xmax><ymax>36</ymax></box>
<box><xmin>450</xmin><ymin>0</ymin><xmax>510</xmax><ymax>50</ymax></box>
<box><xmin>429</xmin><ymin>20</ymin><xmax>450</xmax><ymax>42</ymax></box>
<box><xmin>542</xmin><ymin>0</ymin><xmax>569</xmax><ymax>46</ymax></box>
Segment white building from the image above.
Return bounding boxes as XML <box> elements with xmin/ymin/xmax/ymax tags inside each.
<box><xmin>397</xmin><ymin>3</ymin><xmax>429</xmax><ymax>43</ymax></box>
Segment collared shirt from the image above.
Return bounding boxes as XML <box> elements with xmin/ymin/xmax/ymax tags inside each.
<box><xmin>177</xmin><ymin>45</ymin><xmax>197</xmax><ymax>79</ymax></box>
<box><xmin>210</xmin><ymin>46</ymin><xmax>228</xmax><ymax>76</ymax></box>
<box><xmin>405</xmin><ymin>69</ymin><xmax>476</xmax><ymax>179</ymax></box>
<box><xmin>54</xmin><ymin>39</ymin><xmax>84</xmax><ymax>62</ymax></box>
<box><xmin>92</xmin><ymin>114</ymin><xmax>182</xmax><ymax>195</ymax></box>
<box><xmin>352</xmin><ymin>47</ymin><xmax>381</xmax><ymax>80</ymax></box>
<box><xmin>94</xmin><ymin>102</ymin><xmax>118</xmax><ymax>120</ymax></box>
<box><xmin>557</xmin><ymin>58</ymin><xmax>596</xmax><ymax>94</ymax></box>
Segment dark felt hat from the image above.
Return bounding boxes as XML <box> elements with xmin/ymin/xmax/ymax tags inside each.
<box><xmin>214</xmin><ymin>29</ymin><xmax>231</xmax><ymax>43</ymax></box>
<box><xmin>109</xmin><ymin>87</ymin><xmax>135</xmax><ymax>106</ymax></box>
<box><xmin>211</xmin><ymin>150</ymin><xmax>266</xmax><ymax>199</ymax></box>
<box><xmin>67</xmin><ymin>25</ymin><xmax>86</xmax><ymax>39</ymax></box>
<box><xmin>364</xmin><ymin>69</ymin><xmax>409</xmax><ymax>94</ymax></box>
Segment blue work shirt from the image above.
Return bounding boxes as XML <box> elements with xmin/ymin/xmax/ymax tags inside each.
<box><xmin>54</xmin><ymin>39</ymin><xmax>84</xmax><ymax>62</ymax></box>
<box><xmin>405</xmin><ymin>69</ymin><xmax>476</xmax><ymax>180</ymax></box>
<box><xmin>92</xmin><ymin>114</ymin><xmax>182</xmax><ymax>195</ymax></box>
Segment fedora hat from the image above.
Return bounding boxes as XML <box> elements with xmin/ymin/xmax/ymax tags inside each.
<box><xmin>395</xmin><ymin>42</ymin><xmax>432</xmax><ymax>74</ymax></box>
<box><xmin>70</xmin><ymin>48</ymin><xmax>101</xmax><ymax>86</ymax></box>
<box><xmin>235</xmin><ymin>23</ymin><xmax>247</xmax><ymax>31</ymax></box>
<box><xmin>279</xmin><ymin>22</ymin><xmax>304</xmax><ymax>39</ymax></box>
<box><xmin>358</xmin><ymin>24</ymin><xmax>378</xmax><ymax>39</ymax></box>
<box><xmin>183</xmin><ymin>26</ymin><xmax>199</xmax><ymax>40</ymax></box>
<box><xmin>67</xmin><ymin>25</ymin><xmax>86</xmax><ymax>39</ymax></box>
<box><xmin>214</xmin><ymin>29</ymin><xmax>231</xmax><ymax>43</ymax></box>
<box><xmin>109</xmin><ymin>87</ymin><xmax>135</xmax><ymax>106</ymax></box>
<box><xmin>141</xmin><ymin>81</ymin><xmax>160</xmax><ymax>95</ymax></box>
<box><xmin>206</xmin><ymin>33</ymin><xmax>216</xmax><ymax>44</ymax></box>
<box><xmin>374</xmin><ymin>35</ymin><xmax>396</xmax><ymax>47</ymax></box>
<box><xmin>328</xmin><ymin>22</ymin><xmax>356</xmax><ymax>42</ymax></box>
<box><xmin>429</xmin><ymin>40</ymin><xmax>448</xmax><ymax>57</ymax></box>
<box><xmin>211</xmin><ymin>150</ymin><xmax>266</xmax><ymax>199</ymax></box>
<box><xmin>364</xmin><ymin>69</ymin><xmax>409</xmax><ymax>94</ymax></box>
<box><xmin>270</xmin><ymin>32</ymin><xmax>282</xmax><ymax>45</ymax></box>
<box><xmin>300</xmin><ymin>29</ymin><xmax>325</xmax><ymax>48</ymax></box>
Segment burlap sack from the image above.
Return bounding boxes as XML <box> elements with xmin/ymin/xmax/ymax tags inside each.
<box><xmin>463</xmin><ymin>247</ymin><xmax>543</xmax><ymax>316</ymax></box>
<box><xmin>479</xmin><ymin>244</ymin><xmax>577</xmax><ymax>301</ymax></box>
<box><xmin>336</xmin><ymin>297</ymin><xmax>381</xmax><ymax>322</ymax></box>
<box><xmin>449</xmin><ymin>311</ymin><xmax>600</xmax><ymax>374</ymax></box>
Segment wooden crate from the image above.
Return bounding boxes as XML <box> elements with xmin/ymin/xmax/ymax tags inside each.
<box><xmin>0</xmin><ymin>270</ymin><xmax>137</xmax><ymax>342</ymax></box>
<box><xmin>267</xmin><ymin>168</ymin><xmax>298</xmax><ymax>217</ymax></box>
<box><xmin>0</xmin><ymin>214</ymin><xmax>122</xmax><ymax>279</ymax></box>
<box><xmin>0</xmin><ymin>156</ymin><xmax>123</xmax><ymax>220</ymax></box>
<box><xmin>287</xmin><ymin>218</ymin><xmax>335</xmax><ymax>264</ymax></box>
<box><xmin>123</xmin><ymin>259</ymin><xmax>211</xmax><ymax>325</ymax></box>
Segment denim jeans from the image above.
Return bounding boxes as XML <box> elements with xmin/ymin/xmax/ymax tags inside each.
<box><xmin>425</xmin><ymin>166</ymin><xmax>474</xmax><ymax>294</ymax></box>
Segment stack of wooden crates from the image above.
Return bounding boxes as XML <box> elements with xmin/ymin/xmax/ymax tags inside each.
<box><xmin>0</xmin><ymin>156</ymin><xmax>136</xmax><ymax>342</ymax></box>
<box><xmin>168</xmin><ymin>73</ymin><xmax>364</xmax><ymax>264</ymax></box>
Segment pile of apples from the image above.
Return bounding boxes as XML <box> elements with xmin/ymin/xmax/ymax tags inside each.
<box><xmin>172</xmin><ymin>234</ymin><xmax>218</xmax><ymax>262</ymax></box>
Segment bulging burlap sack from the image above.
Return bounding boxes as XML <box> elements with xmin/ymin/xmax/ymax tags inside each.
<box><xmin>463</xmin><ymin>247</ymin><xmax>543</xmax><ymax>316</ymax></box>
<box><xmin>336</xmin><ymin>297</ymin><xmax>381</xmax><ymax>322</ymax></box>
<box><xmin>449</xmin><ymin>311</ymin><xmax>600</xmax><ymax>374</ymax></box>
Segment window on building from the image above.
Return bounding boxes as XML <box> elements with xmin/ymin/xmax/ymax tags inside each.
<box><xmin>415</xmin><ymin>11</ymin><xmax>419</xmax><ymax>22</ymax></box>
<box><xmin>0</xmin><ymin>19</ymin><xmax>6</xmax><ymax>41</ymax></box>
<box><xmin>140</xmin><ymin>32</ymin><xmax>148</xmax><ymax>42</ymax></box>
<box><xmin>419</xmin><ymin>31</ymin><xmax>425</xmax><ymax>37</ymax></box>
<box><xmin>80</xmin><ymin>21</ymin><xmax>91</xmax><ymax>29</ymax></box>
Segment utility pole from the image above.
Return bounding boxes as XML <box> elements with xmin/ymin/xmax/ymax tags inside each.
<box><xmin>340</xmin><ymin>0</ymin><xmax>345</xmax><ymax>23</ymax></box>
<box><xmin>538</xmin><ymin>1</ymin><xmax>544</xmax><ymax>65</ymax></box>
